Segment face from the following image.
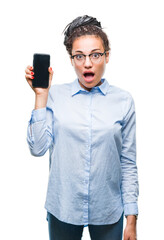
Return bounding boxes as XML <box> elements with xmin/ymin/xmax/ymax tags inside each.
<box><xmin>71</xmin><ymin>35</ymin><xmax>109</xmax><ymax>91</ymax></box>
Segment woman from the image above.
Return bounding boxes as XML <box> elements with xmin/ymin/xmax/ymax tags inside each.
<box><xmin>25</xmin><ymin>15</ymin><xmax>139</xmax><ymax>240</ymax></box>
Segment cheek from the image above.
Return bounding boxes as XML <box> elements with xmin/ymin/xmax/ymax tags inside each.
<box><xmin>74</xmin><ymin>66</ymin><xmax>82</xmax><ymax>76</ymax></box>
<box><xmin>97</xmin><ymin>63</ymin><xmax>106</xmax><ymax>76</ymax></box>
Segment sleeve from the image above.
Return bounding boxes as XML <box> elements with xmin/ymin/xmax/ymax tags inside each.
<box><xmin>120</xmin><ymin>93</ymin><xmax>139</xmax><ymax>216</ymax></box>
<box><xmin>27</xmin><ymin>103</ymin><xmax>54</xmax><ymax>157</ymax></box>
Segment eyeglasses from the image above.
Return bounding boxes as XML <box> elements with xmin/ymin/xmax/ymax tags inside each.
<box><xmin>71</xmin><ymin>51</ymin><xmax>106</xmax><ymax>65</ymax></box>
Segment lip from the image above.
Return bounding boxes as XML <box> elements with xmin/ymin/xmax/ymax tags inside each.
<box><xmin>83</xmin><ymin>71</ymin><xmax>95</xmax><ymax>83</ymax></box>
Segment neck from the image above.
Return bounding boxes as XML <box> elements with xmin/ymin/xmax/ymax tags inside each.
<box><xmin>78</xmin><ymin>79</ymin><xmax>102</xmax><ymax>91</ymax></box>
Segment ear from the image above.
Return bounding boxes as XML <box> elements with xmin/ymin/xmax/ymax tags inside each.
<box><xmin>105</xmin><ymin>51</ymin><xmax>109</xmax><ymax>64</ymax></box>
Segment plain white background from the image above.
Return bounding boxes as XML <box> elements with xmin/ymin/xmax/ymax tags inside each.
<box><xmin>0</xmin><ymin>0</ymin><xmax>164</xmax><ymax>239</ymax></box>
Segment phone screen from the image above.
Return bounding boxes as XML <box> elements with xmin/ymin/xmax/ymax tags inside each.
<box><xmin>32</xmin><ymin>53</ymin><xmax>50</xmax><ymax>88</ymax></box>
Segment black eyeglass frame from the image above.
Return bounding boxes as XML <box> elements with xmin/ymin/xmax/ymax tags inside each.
<box><xmin>71</xmin><ymin>51</ymin><xmax>106</xmax><ymax>60</ymax></box>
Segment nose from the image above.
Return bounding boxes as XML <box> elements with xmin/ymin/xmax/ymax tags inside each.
<box><xmin>84</xmin><ymin>56</ymin><xmax>93</xmax><ymax>68</ymax></box>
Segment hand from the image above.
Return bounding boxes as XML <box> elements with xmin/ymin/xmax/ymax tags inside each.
<box><xmin>123</xmin><ymin>216</ymin><xmax>137</xmax><ymax>240</ymax></box>
<box><xmin>25</xmin><ymin>65</ymin><xmax>54</xmax><ymax>109</ymax></box>
<box><xmin>25</xmin><ymin>65</ymin><xmax>53</xmax><ymax>95</ymax></box>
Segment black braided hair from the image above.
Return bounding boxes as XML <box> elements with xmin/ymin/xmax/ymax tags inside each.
<box><xmin>64</xmin><ymin>15</ymin><xmax>102</xmax><ymax>40</ymax></box>
<box><xmin>63</xmin><ymin>15</ymin><xmax>110</xmax><ymax>55</ymax></box>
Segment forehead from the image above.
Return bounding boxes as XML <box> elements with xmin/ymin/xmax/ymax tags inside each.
<box><xmin>72</xmin><ymin>35</ymin><xmax>104</xmax><ymax>53</ymax></box>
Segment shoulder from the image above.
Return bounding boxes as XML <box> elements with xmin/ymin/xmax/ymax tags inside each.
<box><xmin>50</xmin><ymin>82</ymin><xmax>72</xmax><ymax>93</ymax></box>
<box><xmin>106</xmin><ymin>83</ymin><xmax>135</xmax><ymax>116</ymax></box>
<box><xmin>48</xmin><ymin>82</ymin><xmax>72</xmax><ymax>100</ymax></box>
<box><xmin>108</xmin><ymin>84</ymin><xmax>134</xmax><ymax>102</ymax></box>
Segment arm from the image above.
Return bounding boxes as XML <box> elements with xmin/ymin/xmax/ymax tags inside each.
<box><xmin>124</xmin><ymin>215</ymin><xmax>137</xmax><ymax>240</ymax></box>
<box><xmin>27</xmin><ymin>106</ymin><xmax>54</xmax><ymax>156</ymax></box>
<box><xmin>25</xmin><ymin>65</ymin><xmax>53</xmax><ymax>109</ymax></box>
<box><xmin>120</xmin><ymin>94</ymin><xmax>139</xmax><ymax>240</ymax></box>
<box><xmin>25</xmin><ymin>65</ymin><xmax>54</xmax><ymax>156</ymax></box>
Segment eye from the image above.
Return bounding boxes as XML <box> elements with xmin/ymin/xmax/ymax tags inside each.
<box><xmin>75</xmin><ymin>54</ymin><xmax>84</xmax><ymax>60</ymax></box>
<box><xmin>91</xmin><ymin>53</ymin><xmax>101</xmax><ymax>59</ymax></box>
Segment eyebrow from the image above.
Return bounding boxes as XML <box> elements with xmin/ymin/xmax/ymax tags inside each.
<box><xmin>74</xmin><ymin>48</ymin><xmax>101</xmax><ymax>54</ymax></box>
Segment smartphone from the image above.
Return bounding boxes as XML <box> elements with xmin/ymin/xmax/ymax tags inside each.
<box><xmin>32</xmin><ymin>53</ymin><xmax>50</xmax><ymax>88</ymax></box>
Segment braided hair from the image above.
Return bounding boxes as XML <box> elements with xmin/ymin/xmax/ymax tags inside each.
<box><xmin>63</xmin><ymin>15</ymin><xmax>110</xmax><ymax>55</ymax></box>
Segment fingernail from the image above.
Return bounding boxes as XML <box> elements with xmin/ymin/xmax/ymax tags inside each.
<box><xmin>31</xmin><ymin>76</ymin><xmax>34</xmax><ymax>79</ymax></box>
<box><xmin>50</xmin><ymin>67</ymin><xmax>52</xmax><ymax>71</ymax></box>
<box><xmin>31</xmin><ymin>72</ymin><xmax>34</xmax><ymax>75</ymax></box>
<box><xmin>30</xmin><ymin>67</ymin><xmax>33</xmax><ymax>70</ymax></box>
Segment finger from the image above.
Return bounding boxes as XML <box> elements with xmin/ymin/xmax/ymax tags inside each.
<box><xmin>25</xmin><ymin>71</ymin><xmax>34</xmax><ymax>79</ymax></box>
<box><xmin>49</xmin><ymin>67</ymin><xmax>54</xmax><ymax>81</ymax></box>
<box><xmin>25</xmin><ymin>65</ymin><xmax>32</xmax><ymax>73</ymax></box>
<box><xmin>27</xmin><ymin>65</ymin><xmax>33</xmax><ymax>70</ymax></box>
<box><xmin>25</xmin><ymin>66</ymin><xmax>34</xmax><ymax>80</ymax></box>
<box><xmin>25</xmin><ymin>65</ymin><xmax>34</xmax><ymax>79</ymax></box>
<box><xmin>25</xmin><ymin>73</ymin><xmax>34</xmax><ymax>81</ymax></box>
<box><xmin>25</xmin><ymin>68</ymin><xmax>34</xmax><ymax>76</ymax></box>
<box><xmin>48</xmin><ymin>67</ymin><xmax>53</xmax><ymax>74</ymax></box>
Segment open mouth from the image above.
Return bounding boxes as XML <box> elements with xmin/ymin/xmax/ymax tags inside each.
<box><xmin>83</xmin><ymin>72</ymin><xmax>95</xmax><ymax>82</ymax></box>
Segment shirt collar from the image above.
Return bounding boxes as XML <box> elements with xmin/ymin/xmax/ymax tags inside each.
<box><xmin>71</xmin><ymin>78</ymin><xmax>110</xmax><ymax>96</ymax></box>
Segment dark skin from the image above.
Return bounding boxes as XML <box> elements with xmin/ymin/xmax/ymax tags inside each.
<box><xmin>25</xmin><ymin>66</ymin><xmax>53</xmax><ymax>109</ymax></box>
<box><xmin>25</xmin><ymin>34</ymin><xmax>137</xmax><ymax>240</ymax></box>
<box><xmin>70</xmin><ymin>35</ymin><xmax>137</xmax><ymax>240</ymax></box>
